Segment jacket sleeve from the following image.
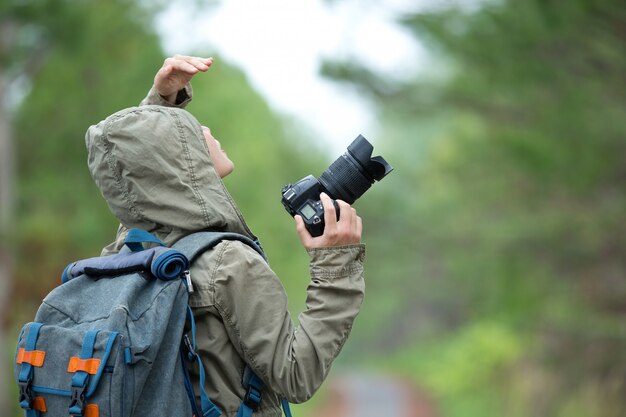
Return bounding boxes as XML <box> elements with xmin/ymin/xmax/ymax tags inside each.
<box><xmin>213</xmin><ymin>241</ymin><xmax>365</xmax><ymax>403</ymax></box>
<box><xmin>139</xmin><ymin>84</ymin><xmax>193</xmax><ymax>107</ymax></box>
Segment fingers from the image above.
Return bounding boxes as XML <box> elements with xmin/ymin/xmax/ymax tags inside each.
<box><xmin>320</xmin><ymin>192</ymin><xmax>338</xmax><ymax>230</ymax></box>
<box><xmin>154</xmin><ymin>55</ymin><xmax>214</xmax><ymax>103</ymax></box>
<box><xmin>295</xmin><ymin>193</ymin><xmax>362</xmax><ymax>250</ymax></box>
<box><xmin>294</xmin><ymin>215</ymin><xmax>313</xmax><ymax>249</ymax></box>
<box><xmin>319</xmin><ymin>193</ymin><xmax>361</xmax><ymax>246</ymax></box>
<box><xmin>164</xmin><ymin>55</ymin><xmax>213</xmax><ymax>74</ymax></box>
<box><xmin>336</xmin><ymin>200</ymin><xmax>360</xmax><ymax>242</ymax></box>
<box><xmin>154</xmin><ymin>64</ymin><xmax>174</xmax><ymax>81</ymax></box>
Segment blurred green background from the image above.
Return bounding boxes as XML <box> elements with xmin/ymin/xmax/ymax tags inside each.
<box><xmin>1</xmin><ymin>1</ymin><xmax>624</xmax><ymax>416</ymax></box>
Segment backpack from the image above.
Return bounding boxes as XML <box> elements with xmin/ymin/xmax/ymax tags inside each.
<box><xmin>14</xmin><ymin>229</ymin><xmax>293</xmax><ymax>417</ymax></box>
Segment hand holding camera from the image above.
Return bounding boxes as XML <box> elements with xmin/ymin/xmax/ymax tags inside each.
<box><xmin>294</xmin><ymin>192</ymin><xmax>362</xmax><ymax>249</ymax></box>
<box><xmin>282</xmin><ymin>135</ymin><xmax>393</xmax><ymax>244</ymax></box>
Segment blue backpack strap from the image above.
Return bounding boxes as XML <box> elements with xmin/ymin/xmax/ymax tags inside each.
<box><xmin>282</xmin><ymin>400</ymin><xmax>293</xmax><ymax>417</ymax></box>
<box><xmin>17</xmin><ymin>323</ymin><xmax>44</xmax><ymax>416</ymax></box>
<box><xmin>181</xmin><ymin>306</ymin><xmax>222</xmax><ymax>417</ymax></box>
<box><xmin>236</xmin><ymin>367</ymin><xmax>293</xmax><ymax>417</ymax></box>
<box><xmin>236</xmin><ymin>367</ymin><xmax>263</xmax><ymax>417</ymax></box>
<box><xmin>68</xmin><ymin>329</ymin><xmax>100</xmax><ymax>416</ymax></box>
<box><xmin>180</xmin><ymin>343</ymin><xmax>202</xmax><ymax>417</ymax></box>
<box><xmin>124</xmin><ymin>228</ymin><xmax>166</xmax><ymax>252</ymax></box>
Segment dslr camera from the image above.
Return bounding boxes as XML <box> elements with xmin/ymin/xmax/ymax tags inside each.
<box><xmin>281</xmin><ymin>135</ymin><xmax>393</xmax><ymax>237</ymax></box>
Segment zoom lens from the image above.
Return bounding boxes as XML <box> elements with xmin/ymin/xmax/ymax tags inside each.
<box><xmin>318</xmin><ymin>135</ymin><xmax>393</xmax><ymax>204</ymax></box>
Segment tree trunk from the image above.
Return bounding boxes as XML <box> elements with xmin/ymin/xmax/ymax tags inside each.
<box><xmin>0</xmin><ymin>72</ymin><xmax>15</xmax><ymax>412</ymax></box>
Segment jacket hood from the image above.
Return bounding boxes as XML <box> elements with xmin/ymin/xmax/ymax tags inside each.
<box><xmin>86</xmin><ymin>105</ymin><xmax>255</xmax><ymax>250</ymax></box>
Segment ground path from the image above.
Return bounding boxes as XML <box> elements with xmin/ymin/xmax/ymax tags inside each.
<box><xmin>308</xmin><ymin>372</ymin><xmax>440</xmax><ymax>417</ymax></box>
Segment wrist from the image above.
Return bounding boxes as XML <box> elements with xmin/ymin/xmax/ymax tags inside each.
<box><xmin>159</xmin><ymin>92</ymin><xmax>178</xmax><ymax>105</ymax></box>
<box><xmin>308</xmin><ymin>244</ymin><xmax>366</xmax><ymax>279</ymax></box>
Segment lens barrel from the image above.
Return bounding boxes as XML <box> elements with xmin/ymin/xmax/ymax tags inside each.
<box><xmin>318</xmin><ymin>135</ymin><xmax>393</xmax><ymax>204</ymax></box>
<box><xmin>281</xmin><ymin>135</ymin><xmax>392</xmax><ymax>237</ymax></box>
<box><xmin>319</xmin><ymin>155</ymin><xmax>372</xmax><ymax>204</ymax></box>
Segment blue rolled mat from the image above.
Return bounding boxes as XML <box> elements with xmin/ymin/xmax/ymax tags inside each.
<box><xmin>151</xmin><ymin>247</ymin><xmax>189</xmax><ymax>280</ymax></box>
<box><xmin>62</xmin><ymin>247</ymin><xmax>189</xmax><ymax>283</ymax></box>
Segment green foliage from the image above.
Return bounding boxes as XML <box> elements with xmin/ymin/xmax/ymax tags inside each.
<box><xmin>3</xmin><ymin>2</ymin><xmax>167</xmax><ymax>414</ymax></box>
<box><xmin>10</xmin><ymin>0</ymin><xmax>164</xmax><ymax>322</ymax></box>
<box><xmin>384</xmin><ymin>320</ymin><xmax>524</xmax><ymax>415</ymax></box>
<box><xmin>323</xmin><ymin>0</ymin><xmax>626</xmax><ymax>415</ymax></box>
<box><xmin>5</xmin><ymin>0</ymin><xmax>626</xmax><ymax>415</ymax></box>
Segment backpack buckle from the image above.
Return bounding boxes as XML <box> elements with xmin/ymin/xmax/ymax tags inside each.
<box><xmin>184</xmin><ymin>271</ymin><xmax>194</xmax><ymax>293</ymax></box>
<box><xmin>18</xmin><ymin>380</ymin><xmax>34</xmax><ymax>409</ymax></box>
<box><xmin>240</xmin><ymin>367</ymin><xmax>263</xmax><ymax>412</ymax></box>
<box><xmin>243</xmin><ymin>386</ymin><xmax>262</xmax><ymax>411</ymax></box>
<box><xmin>124</xmin><ymin>345</ymin><xmax>152</xmax><ymax>365</ymax></box>
<box><xmin>68</xmin><ymin>385</ymin><xmax>87</xmax><ymax>415</ymax></box>
<box><xmin>182</xmin><ymin>334</ymin><xmax>196</xmax><ymax>361</ymax></box>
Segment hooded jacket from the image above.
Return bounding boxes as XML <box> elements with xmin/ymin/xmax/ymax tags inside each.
<box><xmin>85</xmin><ymin>86</ymin><xmax>365</xmax><ymax>417</ymax></box>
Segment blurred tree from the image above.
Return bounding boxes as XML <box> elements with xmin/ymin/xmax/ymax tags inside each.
<box><xmin>9</xmin><ymin>0</ymin><xmax>165</xmax><ymax>319</ymax></box>
<box><xmin>4</xmin><ymin>1</ymin><xmax>325</xmax><ymax>415</ymax></box>
<box><xmin>0</xmin><ymin>0</ymin><xmax>99</xmax><ymax>410</ymax></box>
<box><xmin>323</xmin><ymin>0</ymin><xmax>626</xmax><ymax>416</ymax></box>
<box><xmin>2</xmin><ymin>1</ymin><xmax>165</xmax><ymax>414</ymax></box>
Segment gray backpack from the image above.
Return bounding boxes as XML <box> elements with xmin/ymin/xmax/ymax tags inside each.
<box><xmin>14</xmin><ymin>229</ymin><xmax>286</xmax><ymax>417</ymax></box>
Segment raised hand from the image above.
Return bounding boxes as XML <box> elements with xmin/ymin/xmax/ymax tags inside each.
<box><xmin>154</xmin><ymin>55</ymin><xmax>213</xmax><ymax>103</ymax></box>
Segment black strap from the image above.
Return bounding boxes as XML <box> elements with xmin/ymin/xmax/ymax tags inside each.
<box><xmin>172</xmin><ymin>232</ymin><xmax>266</xmax><ymax>263</ymax></box>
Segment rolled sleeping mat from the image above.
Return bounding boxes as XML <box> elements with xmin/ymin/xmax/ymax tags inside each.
<box><xmin>62</xmin><ymin>246</ymin><xmax>189</xmax><ymax>283</ymax></box>
<box><xmin>150</xmin><ymin>247</ymin><xmax>189</xmax><ymax>280</ymax></box>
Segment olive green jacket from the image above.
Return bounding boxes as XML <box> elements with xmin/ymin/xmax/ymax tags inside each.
<box><xmin>85</xmin><ymin>86</ymin><xmax>365</xmax><ymax>417</ymax></box>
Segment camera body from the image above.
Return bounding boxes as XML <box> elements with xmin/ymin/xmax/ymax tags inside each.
<box><xmin>281</xmin><ymin>135</ymin><xmax>393</xmax><ymax>237</ymax></box>
<box><xmin>281</xmin><ymin>175</ymin><xmax>338</xmax><ymax>237</ymax></box>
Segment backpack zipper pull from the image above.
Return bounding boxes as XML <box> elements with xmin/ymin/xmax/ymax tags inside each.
<box><xmin>184</xmin><ymin>270</ymin><xmax>194</xmax><ymax>293</ymax></box>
